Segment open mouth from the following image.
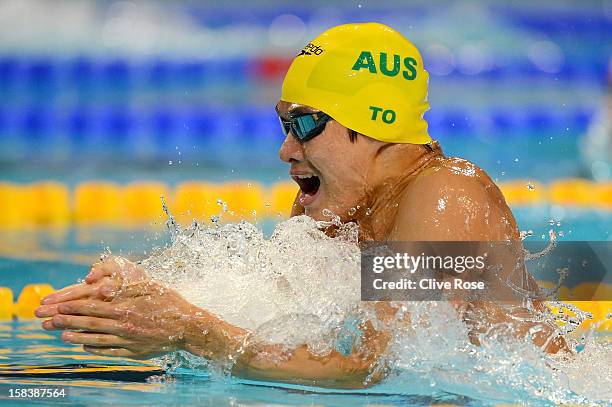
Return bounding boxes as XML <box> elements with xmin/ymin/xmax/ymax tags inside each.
<box><xmin>291</xmin><ymin>174</ymin><xmax>321</xmax><ymax>206</ymax></box>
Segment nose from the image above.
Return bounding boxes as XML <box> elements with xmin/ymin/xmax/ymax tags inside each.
<box><xmin>279</xmin><ymin>133</ymin><xmax>305</xmax><ymax>163</ymax></box>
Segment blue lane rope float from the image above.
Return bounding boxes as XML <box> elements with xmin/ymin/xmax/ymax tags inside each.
<box><xmin>0</xmin><ymin>105</ymin><xmax>597</xmax><ymax>151</ymax></box>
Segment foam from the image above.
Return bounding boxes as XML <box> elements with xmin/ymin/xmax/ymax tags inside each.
<box><xmin>141</xmin><ymin>215</ymin><xmax>362</xmax><ymax>353</ymax></box>
<box><xmin>138</xmin><ymin>215</ymin><xmax>611</xmax><ymax>404</ymax></box>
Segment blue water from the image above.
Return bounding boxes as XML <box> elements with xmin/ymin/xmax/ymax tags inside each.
<box><xmin>0</xmin><ymin>319</ymin><xmax>477</xmax><ymax>406</ymax></box>
<box><xmin>0</xmin><ymin>207</ymin><xmax>609</xmax><ymax>295</ymax></box>
<box><xmin>0</xmin><ymin>0</ymin><xmax>609</xmax><ymax>403</ymax></box>
<box><xmin>0</xmin><ymin>206</ymin><xmax>608</xmax><ymax>406</ymax></box>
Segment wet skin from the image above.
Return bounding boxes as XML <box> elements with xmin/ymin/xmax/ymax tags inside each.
<box><xmin>36</xmin><ymin>101</ymin><xmax>568</xmax><ymax>388</ymax></box>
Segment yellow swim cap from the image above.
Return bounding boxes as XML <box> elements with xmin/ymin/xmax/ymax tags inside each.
<box><xmin>281</xmin><ymin>22</ymin><xmax>431</xmax><ymax>144</ymax></box>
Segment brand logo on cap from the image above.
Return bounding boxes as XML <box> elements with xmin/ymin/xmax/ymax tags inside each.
<box><xmin>298</xmin><ymin>43</ymin><xmax>324</xmax><ymax>56</ymax></box>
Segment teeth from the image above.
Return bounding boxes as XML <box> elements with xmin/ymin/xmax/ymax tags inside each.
<box><xmin>296</xmin><ymin>175</ymin><xmax>314</xmax><ymax>179</ymax></box>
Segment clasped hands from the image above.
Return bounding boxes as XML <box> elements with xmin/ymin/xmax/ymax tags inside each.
<box><xmin>35</xmin><ymin>257</ymin><xmax>199</xmax><ymax>359</ymax></box>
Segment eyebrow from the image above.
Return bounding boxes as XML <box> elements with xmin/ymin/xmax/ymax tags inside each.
<box><xmin>290</xmin><ymin>105</ymin><xmax>316</xmax><ymax>114</ymax></box>
<box><xmin>275</xmin><ymin>104</ymin><xmax>317</xmax><ymax>119</ymax></box>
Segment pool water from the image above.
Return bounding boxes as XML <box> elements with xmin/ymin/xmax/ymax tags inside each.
<box><xmin>0</xmin><ymin>0</ymin><xmax>609</xmax><ymax>404</ymax></box>
<box><xmin>0</xmin><ymin>207</ymin><xmax>610</xmax><ymax>406</ymax></box>
<box><xmin>0</xmin><ymin>319</ymin><xmax>478</xmax><ymax>407</ymax></box>
<box><xmin>0</xmin><ymin>207</ymin><xmax>609</xmax><ymax>295</ymax></box>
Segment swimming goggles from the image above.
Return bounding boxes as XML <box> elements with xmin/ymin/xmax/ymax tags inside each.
<box><xmin>277</xmin><ymin>110</ymin><xmax>332</xmax><ymax>142</ymax></box>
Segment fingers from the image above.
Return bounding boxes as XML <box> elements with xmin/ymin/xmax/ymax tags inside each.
<box><xmin>37</xmin><ymin>300</ymin><xmax>118</xmax><ymax>318</ymax></box>
<box><xmin>120</xmin><ymin>281</ymin><xmax>164</xmax><ymax>298</ymax></box>
<box><xmin>62</xmin><ymin>332</ymin><xmax>135</xmax><ymax>347</ymax></box>
<box><xmin>35</xmin><ymin>304</ymin><xmax>60</xmax><ymax>318</ymax></box>
<box><xmin>41</xmin><ymin>282</ymin><xmax>115</xmax><ymax>305</ymax></box>
<box><xmin>122</xmin><ymin>264</ymin><xmax>148</xmax><ymax>282</ymax></box>
<box><xmin>86</xmin><ymin>257</ymin><xmax>147</xmax><ymax>284</ymax></box>
<box><xmin>45</xmin><ymin>314</ymin><xmax>125</xmax><ymax>336</ymax></box>
<box><xmin>41</xmin><ymin>319</ymin><xmax>62</xmax><ymax>330</ymax></box>
<box><xmin>52</xmin><ymin>300</ymin><xmax>124</xmax><ymax>319</ymax></box>
<box><xmin>37</xmin><ymin>297</ymin><xmax>121</xmax><ymax>320</ymax></box>
<box><xmin>83</xmin><ymin>345</ymin><xmax>137</xmax><ymax>358</ymax></box>
<box><xmin>41</xmin><ymin>283</ymin><xmax>87</xmax><ymax>305</ymax></box>
<box><xmin>85</xmin><ymin>262</ymin><xmax>115</xmax><ymax>284</ymax></box>
<box><xmin>38</xmin><ymin>300</ymin><xmax>124</xmax><ymax>330</ymax></box>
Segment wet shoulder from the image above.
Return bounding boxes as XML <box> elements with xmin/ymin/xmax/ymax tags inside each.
<box><xmin>412</xmin><ymin>156</ymin><xmax>505</xmax><ymax>201</ymax></box>
<box><xmin>389</xmin><ymin>156</ymin><xmax>518</xmax><ymax>240</ymax></box>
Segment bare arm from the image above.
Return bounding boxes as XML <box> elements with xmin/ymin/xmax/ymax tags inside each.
<box><xmin>389</xmin><ymin>166</ymin><xmax>569</xmax><ymax>353</ymax></box>
<box><xmin>182</xmin><ymin>311</ymin><xmax>388</xmax><ymax>388</ymax></box>
<box><xmin>388</xmin><ymin>162</ymin><xmax>518</xmax><ymax>241</ymax></box>
<box><xmin>37</xmin><ymin>259</ymin><xmax>391</xmax><ymax>388</ymax></box>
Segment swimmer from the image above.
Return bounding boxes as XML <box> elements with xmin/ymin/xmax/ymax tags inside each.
<box><xmin>35</xmin><ymin>23</ymin><xmax>568</xmax><ymax>388</ymax></box>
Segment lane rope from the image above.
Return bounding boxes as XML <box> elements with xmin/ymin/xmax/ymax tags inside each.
<box><xmin>0</xmin><ymin>179</ymin><xmax>609</xmax><ymax>228</ymax></box>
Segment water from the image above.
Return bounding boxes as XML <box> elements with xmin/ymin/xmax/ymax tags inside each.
<box><xmin>142</xmin><ymin>215</ymin><xmax>612</xmax><ymax>405</ymax></box>
<box><xmin>144</xmin><ymin>216</ymin><xmax>361</xmax><ymax>349</ymax></box>
<box><xmin>0</xmin><ymin>0</ymin><xmax>608</xmax><ymax>403</ymax></box>
<box><xmin>2</xmin><ymin>212</ymin><xmax>610</xmax><ymax>405</ymax></box>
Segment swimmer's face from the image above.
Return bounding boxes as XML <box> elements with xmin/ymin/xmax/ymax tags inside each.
<box><xmin>277</xmin><ymin>101</ymin><xmax>380</xmax><ymax>221</ymax></box>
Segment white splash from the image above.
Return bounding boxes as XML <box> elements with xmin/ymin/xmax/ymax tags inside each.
<box><xmin>141</xmin><ymin>215</ymin><xmax>362</xmax><ymax>352</ymax></box>
<box><xmin>138</xmin><ymin>215</ymin><xmax>611</xmax><ymax>405</ymax></box>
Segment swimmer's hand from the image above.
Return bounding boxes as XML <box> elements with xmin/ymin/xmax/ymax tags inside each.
<box><xmin>37</xmin><ymin>272</ymin><xmax>388</xmax><ymax>387</ymax></box>
<box><xmin>37</xmin><ymin>256</ymin><xmax>389</xmax><ymax>387</ymax></box>
<box><xmin>38</xmin><ymin>256</ymin><xmax>147</xmax><ymax>307</ymax></box>
<box><xmin>36</xmin><ymin>256</ymin><xmax>185</xmax><ymax>359</ymax></box>
<box><xmin>37</xmin><ymin>278</ymin><xmax>200</xmax><ymax>359</ymax></box>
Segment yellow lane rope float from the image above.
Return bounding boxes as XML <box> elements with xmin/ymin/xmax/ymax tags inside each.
<box><xmin>547</xmin><ymin>301</ymin><xmax>612</xmax><ymax>332</ymax></box>
<box><xmin>0</xmin><ymin>284</ymin><xmax>610</xmax><ymax>332</ymax></box>
<box><xmin>0</xmin><ymin>287</ymin><xmax>14</xmax><ymax>320</ymax></box>
<box><xmin>0</xmin><ymin>284</ymin><xmax>55</xmax><ymax>320</ymax></box>
<box><xmin>15</xmin><ymin>284</ymin><xmax>55</xmax><ymax>319</ymax></box>
<box><xmin>0</xmin><ymin>179</ymin><xmax>609</xmax><ymax>228</ymax></box>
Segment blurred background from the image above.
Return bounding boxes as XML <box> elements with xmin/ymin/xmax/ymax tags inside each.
<box><xmin>0</xmin><ymin>0</ymin><xmax>610</xmax><ymax>292</ymax></box>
